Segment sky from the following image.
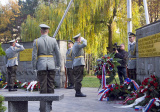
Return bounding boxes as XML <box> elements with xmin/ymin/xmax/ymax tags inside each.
<box><xmin>0</xmin><ymin>0</ymin><xmax>19</xmax><ymax>6</ymax></box>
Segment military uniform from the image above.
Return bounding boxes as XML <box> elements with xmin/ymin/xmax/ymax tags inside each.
<box><xmin>32</xmin><ymin>24</ymin><xmax>61</xmax><ymax>94</ymax></box>
<box><xmin>128</xmin><ymin>32</ymin><xmax>136</xmax><ymax>80</ymax></box>
<box><xmin>72</xmin><ymin>33</ymin><xmax>87</xmax><ymax>97</ymax></box>
<box><xmin>5</xmin><ymin>40</ymin><xmax>25</xmax><ymax>91</ymax></box>
<box><xmin>65</xmin><ymin>40</ymin><xmax>74</xmax><ymax>88</ymax></box>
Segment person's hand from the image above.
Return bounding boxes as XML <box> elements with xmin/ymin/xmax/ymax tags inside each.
<box><xmin>81</xmin><ymin>37</ymin><xmax>85</xmax><ymax>41</ymax></box>
<box><xmin>116</xmin><ymin>50</ymin><xmax>118</xmax><ymax>53</ymax></box>
<box><xmin>55</xmin><ymin>66</ymin><xmax>60</xmax><ymax>71</ymax></box>
<box><xmin>16</xmin><ymin>43</ymin><xmax>21</xmax><ymax>47</ymax></box>
<box><xmin>33</xmin><ymin>70</ymin><xmax>37</xmax><ymax>76</ymax></box>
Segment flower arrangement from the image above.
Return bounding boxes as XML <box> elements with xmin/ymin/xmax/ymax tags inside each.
<box><xmin>94</xmin><ymin>53</ymin><xmax>121</xmax><ymax>84</ymax></box>
<box><xmin>21</xmin><ymin>81</ymin><xmax>40</xmax><ymax>91</ymax></box>
<box><xmin>98</xmin><ymin>78</ymin><xmax>139</xmax><ymax>101</ymax></box>
<box><xmin>125</xmin><ymin>75</ymin><xmax>160</xmax><ymax>111</ymax></box>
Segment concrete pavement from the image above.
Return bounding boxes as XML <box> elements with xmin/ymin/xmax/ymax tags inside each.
<box><xmin>2</xmin><ymin>87</ymin><xmax>135</xmax><ymax>112</ymax></box>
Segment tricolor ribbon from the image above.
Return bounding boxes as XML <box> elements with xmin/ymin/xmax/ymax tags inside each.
<box><xmin>99</xmin><ymin>88</ymin><xmax>110</xmax><ymax>101</ymax></box>
<box><xmin>142</xmin><ymin>98</ymin><xmax>156</xmax><ymax>112</ymax></box>
<box><xmin>131</xmin><ymin>80</ymin><xmax>139</xmax><ymax>90</ymax></box>
<box><xmin>101</xmin><ymin>63</ymin><xmax>106</xmax><ymax>89</ymax></box>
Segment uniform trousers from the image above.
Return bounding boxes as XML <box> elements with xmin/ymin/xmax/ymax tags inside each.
<box><xmin>37</xmin><ymin>70</ymin><xmax>55</xmax><ymax>93</ymax></box>
<box><xmin>128</xmin><ymin>69</ymin><xmax>136</xmax><ymax>80</ymax></box>
<box><xmin>67</xmin><ymin>68</ymin><xmax>74</xmax><ymax>86</ymax></box>
<box><xmin>7</xmin><ymin>66</ymin><xmax>17</xmax><ymax>88</ymax></box>
<box><xmin>73</xmin><ymin>65</ymin><xmax>84</xmax><ymax>93</ymax></box>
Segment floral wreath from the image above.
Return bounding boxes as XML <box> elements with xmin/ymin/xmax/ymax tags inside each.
<box><xmin>94</xmin><ymin>53</ymin><xmax>121</xmax><ymax>84</ymax></box>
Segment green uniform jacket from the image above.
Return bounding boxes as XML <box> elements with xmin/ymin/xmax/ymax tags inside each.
<box><xmin>32</xmin><ymin>34</ymin><xmax>61</xmax><ymax>70</ymax></box>
<box><xmin>72</xmin><ymin>39</ymin><xmax>87</xmax><ymax>67</ymax></box>
<box><xmin>128</xmin><ymin>42</ymin><xmax>136</xmax><ymax>69</ymax></box>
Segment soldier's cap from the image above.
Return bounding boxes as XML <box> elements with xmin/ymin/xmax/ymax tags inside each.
<box><xmin>9</xmin><ymin>39</ymin><xmax>16</xmax><ymax>43</ymax></box>
<box><xmin>128</xmin><ymin>32</ymin><xmax>136</xmax><ymax>37</ymax></box>
<box><xmin>68</xmin><ymin>40</ymin><xmax>74</xmax><ymax>44</ymax></box>
<box><xmin>73</xmin><ymin>33</ymin><xmax>81</xmax><ymax>39</ymax></box>
<box><xmin>39</xmin><ymin>24</ymin><xmax>50</xmax><ymax>29</ymax></box>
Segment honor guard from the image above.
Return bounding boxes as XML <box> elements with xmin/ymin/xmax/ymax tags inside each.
<box><xmin>72</xmin><ymin>33</ymin><xmax>87</xmax><ymax>97</ymax></box>
<box><xmin>127</xmin><ymin>32</ymin><xmax>137</xmax><ymax>80</ymax></box>
<box><xmin>65</xmin><ymin>40</ymin><xmax>74</xmax><ymax>89</ymax></box>
<box><xmin>32</xmin><ymin>24</ymin><xmax>61</xmax><ymax>111</ymax></box>
<box><xmin>5</xmin><ymin>39</ymin><xmax>25</xmax><ymax>91</ymax></box>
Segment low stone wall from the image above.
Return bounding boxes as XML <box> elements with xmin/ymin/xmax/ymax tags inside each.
<box><xmin>136</xmin><ymin>20</ymin><xmax>160</xmax><ymax>81</ymax></box>
<box><xmin>0</xmin><ymin>41</ymin><xmax>67</xmax><ymax>88</ymax></box>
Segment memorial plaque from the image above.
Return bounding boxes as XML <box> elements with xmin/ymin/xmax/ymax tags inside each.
<box><xmin>19</xmin><ymin>49</ymin><xmax>33</xmax><ymax>61</ymax></box>
<box><xmin>138</xmin><ymin>33</ymin><xmax>160</xmax><ymax>57</ymax></box>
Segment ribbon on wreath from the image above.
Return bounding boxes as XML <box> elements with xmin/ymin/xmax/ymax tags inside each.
<box><xmin>142</xmin><ymin>98</ymin><xmax>157</xmax><ymax>112</ymax></box>
<box><xmin>98</xmin><ymin>63</ymin><xmax>108</xmax><ymax>101</ymax></box>
<box><xmin>122</xmin><ymin>97</ymin><xmax>136</xmax><ymax>105</ymax></box>
<box><xmin>131</xmin><ymin>80</ymin><xmax>139</xmax><ymax>90</ymax></box>
<box><xmin>124</xmin><ymin>78</ymin><xmax>139</xmax><ymax>90</ymax></box>
<box><xmin>101</xmin><ymin>63</ymin><xmax>106</xmax><ymax>89</ymax></box>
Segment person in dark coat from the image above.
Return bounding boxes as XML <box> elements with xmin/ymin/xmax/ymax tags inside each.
<box><xmin>115</xmin><ymin>44</ymin><xmax>128</xmax><ymax>85</ymax></box>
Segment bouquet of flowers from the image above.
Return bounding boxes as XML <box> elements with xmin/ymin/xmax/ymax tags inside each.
<box><xmin>94</xmin><ymin>53</ymin><xmax>121</xmax><ymax>84</ymax></box>
<box><xmin>21</xmin><ymin>81</ymin><xmax>40</xmax><ymax>91</ymax></box>
<box><xmin>98</xmin><ymin>78</ymin><xmax>139</xmax><ymax>101</ymax></box>
<box><xmin>124</xmin><ymin>75</ymin><xmax>160</xmax><ymax>111</ymax></box>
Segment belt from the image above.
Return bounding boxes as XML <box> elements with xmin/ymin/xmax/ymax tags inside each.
<box><xmin>38</xmin><ymin>55</ymin><xmax>53</xmax><ymax>58</ymax></box>
<box><xmin>129</xmin><ymin>58</ymin><xmax>136</xmax><ymax>60</ymax></box>
<box><xmin>8</xmin><ymin>57</ymin><xmax>17</xmax><ymax>60</ymax></box>
<box><xmin>66</xmin><ymin>60</ymin><xmax>72</xmax><ymax>61</ymax></box>
<box><xmin>75</xmin><ymin>56</ymin><xmax>84</xmax><ymax>59</ymax></box>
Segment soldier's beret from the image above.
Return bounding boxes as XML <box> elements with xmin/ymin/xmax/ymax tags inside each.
<box><xmin>68</xmin><ymin>40</ymin><xmax>74</xmax><ymax>44</ymax></box>
<box><xmin>128</xmin><ymin>32</ymin><xmax>136</xmax><ymax>37</ymax></box>
<box><xmin>9</xmin><ymin>39</ymin><xmax>16</xmax><ymax>43</ymax></box>
<box><xmin>73</xmin><ymin>33</ymin><xmax>81</xmax><ymax>39</ymax></box>
<box><xmin>39</xmin><ymin>24</ymin><xmax>50</xmax><ymax>29</ymax></box>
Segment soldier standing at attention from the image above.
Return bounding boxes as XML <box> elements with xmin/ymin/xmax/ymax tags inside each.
<box><xmin>32</xmin><ymin>24</ymin><xmax>61</xmax><ymax>111</ymax></box>
<box><xmin>65</xmin><ymin>40</ymin><xmax>74</xmax><ymax>89</ymax></box>
<box><xmin>72</xmin><ymin>33</ymin><xmax>87</xmax><ymax>97</ymax></box>
<box><xmin>5</xmin><ymin>39</ymin><xmax>25</xmax><ymax>91</ymax></box>
<box><xmin>128</xmin><ymin>32</ymin><xmax>137</xmax><ymax>80</ymax></box>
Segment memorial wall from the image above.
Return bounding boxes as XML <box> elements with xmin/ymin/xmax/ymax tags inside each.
<box><xmin>0</xmin><ymin>41</ymin><xmax>67</xmax><ymax>88</ymax></box>
<box><xmin>136</xmin><ymin>20</ymin><xmax>160</xmax><ymax>81</ymax></box>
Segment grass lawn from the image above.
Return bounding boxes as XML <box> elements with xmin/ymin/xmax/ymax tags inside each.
<box><xmin>82</xmin><ymin>75</ymin><xmax>120</xmax><ymax>88</ymax></box>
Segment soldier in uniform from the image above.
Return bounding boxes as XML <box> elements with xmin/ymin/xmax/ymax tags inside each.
<box><xmin>32</xmin><ymin>24</ymin><xmax>61</xmax><ymax>110</ymax></box>
<box><xmin>65</xmin><ymin>40</ymin><xmax>74</xmax><ymax>89</ymax></box>
<box><xmin>72</xmin><ymin>33</ymin><xmax>87</xmax><ymax>97</ymax></box>
<box><xmin>5</xmin><ymin>39</ymin><xmax>25</xmax><ymax>91</ymax></box>
<box><xmin>127</xmin><ymin>32</ymin><xmax>137</xmax><ymax>80</ymax></box>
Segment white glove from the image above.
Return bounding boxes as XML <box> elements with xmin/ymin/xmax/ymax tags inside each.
<box><xmin>16</xmin><ymin>43</ymin><xmax>21</xmax><ymax>47</ymax></box>
<box><xmin>81</xmin><ymin>37</ymin><xmax>85</xmax><ymax>41</ymax></box>
<box><xmin>55</xmin><ymin>66</ymin><xmax>60</xmax><ymax>71</ymax></box>
<box><xmin>33</xmin><ymin>70</ymin><xmax>37</xmax><ymax>76</ymax></box>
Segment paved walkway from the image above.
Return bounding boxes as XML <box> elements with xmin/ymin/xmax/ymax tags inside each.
<box><xmin>2</xmin><ymin>87</ymin><xmax>135</xmax><ymax>112</ymax></box>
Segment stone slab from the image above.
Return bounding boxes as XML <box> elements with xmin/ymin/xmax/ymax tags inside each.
<box><xmin>8</xmin><ymin>101</ymin><xmax>28</xmax><ymax>112</ymax></box>
<box><xmin>0</xmin><ymin>89</ymin><xmax>64</xmax><ymax>102</ymax></box>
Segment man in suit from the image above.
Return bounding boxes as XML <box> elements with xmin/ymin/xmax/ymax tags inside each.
<box><xmin>72</xmin><ymin>33</ymin><xmax>87</xmax><ymax>97</ymax></box>
<box><xmin>128</xmin><ymin>32</ymin><xmax>137</xmax><ymax>80</ymax></box>
<box><xmin>65</xmin><ymin>40</ymin><xmax>74</xmax><ymax>89</ymax></box>
<box><xmin>32</xmin><ymin>24</ymin><xmax>61</xmax><ymax>111</ymax></box>
<box><xmin>5</xmin><ymin>39</ymin><xmax>25</xmax><ymax>91</ymax></box>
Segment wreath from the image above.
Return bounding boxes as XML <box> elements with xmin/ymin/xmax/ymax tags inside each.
<box><xmin>94</xmin><ymin>53</ymin><xmax>121</xmax><ymax>84</ymax></box>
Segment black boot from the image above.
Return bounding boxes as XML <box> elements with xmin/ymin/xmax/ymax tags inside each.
<box><xmin>75</xmin><ymin>90</ymin><xmax>86</xmax><ymax>97</ymax></box>
<box><xmin>8</xmin><ymin>86</ymin><xmax>17</xmax><ymax>91</ymax></box>
<box><xmin>67</xmin><ymin>83</ymin><xmax>74</xmax><ymax>89</ymax></box>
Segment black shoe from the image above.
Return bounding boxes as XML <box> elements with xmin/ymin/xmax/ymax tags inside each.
<box><xmin>67</xmin><ymin>85</ymin><xmax>74</xmax><ymax>89</ymax></box>
<box><xmin>75</xmin><ymin>92</ymin><xmax>86</xmax><ymax>97</ymax></box>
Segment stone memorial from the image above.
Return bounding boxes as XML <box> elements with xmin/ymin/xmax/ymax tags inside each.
<box><xmin>136</xmin><ymin>20</ymin><xmax>160</xmax><ymax>81</ymax></box>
